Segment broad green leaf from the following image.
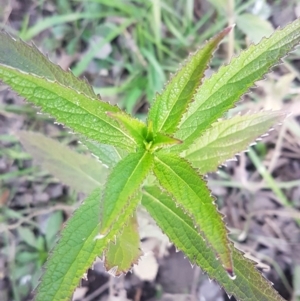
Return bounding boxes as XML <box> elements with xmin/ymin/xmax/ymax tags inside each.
<box><xmin>80</xmin><ymin>138</ymin><xmax>127</xmax><ymax>168</ymax></box>
<box><xmin>148</xmin><ymin>26</ymin><xmax>232</xmax><ymax>135</ymax></box>
<box><xmin>108</xmin><ymin>111</ymin><xmax>147</xmax><ymax>147</ymax></box>
<box><xmin>100</xmin><ymin>150</ymin><xmax>153</xmax><ymax>235</ymax></box>
<box><xmin>0</xmin><ymin>65</ymin><xmax>136</xmax><ymax>150</ymax></box>
<box><xmin>182</xmin><ymin>111</ymin><xmax>285</xmax><ymax>174</ymax></box>
<box><xmin>105</xmin><ymin>213</ymin><xmax>142</xmax><ymax>276</ymax></box>
<box><xmin>174</xmin><ymin>18</ymin><xmax>300</xmax><ymax>151</ymax></box>
<box><xmin>142</xmin><ymin>186</ymin><xmax>286</xmax><ymax>301</ymax></box>
<box><xmin>236</xmin><ymin>13</ymin><xmax>274</xmax><ymax>44</ymax></box>
<box><xmin>0</xmin><ymin>31</ymin><xmax>97</xmax><ymax>98</ymax></box>
<box><xmin>18</xmin><ymin>131</ymin><xmax>108</xmax><ymax>194</ymax></box>
<box><xmin>153</xmin><ymin>153</ymin><xmax>233</xmax><ymax>275</ymax></box>
<box><xmin>36</xmin><ymin>188</ymin><xmax>106</xmax><ymax>301</ymax></box>
<box><xmin>36</xmin><ymin>188</ymin><xmax>141</xmax><ymax>301</ymax></box>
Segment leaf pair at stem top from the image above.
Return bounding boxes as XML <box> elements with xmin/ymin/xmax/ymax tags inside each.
<box><xmin>98</xmin><ymin>26</ymin><xmax>236</xmax><ymax>277</ymax></box>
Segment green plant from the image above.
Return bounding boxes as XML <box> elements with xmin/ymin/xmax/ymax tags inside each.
<box><xmin>0</xmin><ymin>17</ymin><xmax>299</xmax><ymax>300</ymax></box>
<box><xmin>12</xmin><ymin>0</ymin><xmax>233</xmax><ymax>115</ymax></box>
<box><xmin>1</xmin><ymin>211</ymin><xmax>64</xmax><ymax>300</ymax></box>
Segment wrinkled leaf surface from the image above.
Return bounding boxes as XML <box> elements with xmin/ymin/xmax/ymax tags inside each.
<box><xmin>153</xmin><ymin>153</ymin><xmax>233</xmax><ymax>274</ymax></box>
<box><xmin>142</xmin><ymin>186</ymin><xmax>285</xmax><ymax>301</ymax></box>
<box><xmin>105</xmin><ymin>213</ymin><xmax>142</xmax><ymax>276</ymax></box>
<box><xmin>182</xmin><ymin>111</ymin><xmax>285</xmax><ymax>174</ymax></box>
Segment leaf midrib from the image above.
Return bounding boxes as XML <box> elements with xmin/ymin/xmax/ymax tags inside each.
<box><xmin>51</xmin><ymin>213</ymin><xmax>102</xmax><ymax>300</ymax></box>
<box><xmin>0</xmin><ymin>64</ymin><xmax>137</xmax><ymax>147</ymax></box>
<box><xmin>180</xmin><ymin>30</ymin><xmax>297</xmax><ymax>136</ymax></box>
<box><xmin>103</xmin><ymin>151</ymin><xmax>151</xmax><ymax>229</ymax></box>
<box><xmin>186</xmin><ymin>123</ymin><xmax>261</xmax><ymax>157</ymax></box>
<box><xmin>155</xmin><ymin>64</ymin><xmax>203</xmax><ymax>133</ymax></box>
<box><xmin>143</xmin><ymin>189</ymin><xmax>275</xmax><ymax>301</ymax></box>
<box><xmin>154</xmin><ymin>155</ymin><xmax>201</xmax><ymax>209</ymax></box>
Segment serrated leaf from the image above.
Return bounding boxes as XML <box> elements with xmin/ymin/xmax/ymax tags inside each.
<box><xmin>0</xmin><ymin>31</ymin><xmax>97</xmax><ymax>99</ymax></box>
<box><xmin>148</xmin><ymin>26</ymin><xmax>232</xmax><ymax>135</ymax></box>
<box><xmin>108</xmin><ymin>111</ymin><xmax>147</xmax><ymax>147</ymax></box>
<box><xmin>100</xmin><ymin>150</ymin><xmax>153</xmax><ymax>235</ymax></box>
<box><xmin>36</xmin><ymin>188</ymin><xmax>105</xmax><ymax>301</ymax></box>
<box><xmin>104</xmin><ymin>212</ymin><xmax>142</xmax><ymax>276</ymax></box>
<box><xmin>174</xmin><ymin>18</ymin><xmax>300</xmax><ymax>151</ymax></box>
<box><xmin>80</xmin><ymin>138</ymin><xmax>128</xmax><ymax>168</ymax></box>
<box><xmin>36</xmin><ymin>188</ymin><xmax>141</xmax><ymax>301</ymax></box>
<box><xmin>142</xmin><ymin>186</ymin><xmax>286</xmax><ymax>301</ymax></box>
<box><xmin>153</xmin><ymin>153</ymin><xmax>233</xmax><ymax>275</ymax></box>
<box><xmin>182</xmin><ymin>111</ymin><xmax>285</xmax><ymax>174</ymax></box>
<box><xmin>18</xmin><ymin>131</ymin><xmax>108</xmax><ymax>194</ymax></box>
<box><xmin>0</xmin><ymin>65</ymin><xmax>136</xmax><ymax>150</ymax></box>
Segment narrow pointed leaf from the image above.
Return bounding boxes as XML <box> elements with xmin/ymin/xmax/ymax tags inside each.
<box><xmin>153</xmin><ymin>153</ymin><xmax>233</xmax><ymax>275</ymax></box>
<box><xmin>0</xmin><ymin>31</ymin><xmax>97</xmax><ymax>98</ymax></box>
<box><xmin>148</xmin><ymin>26</ymin><xmax>232</xmax><ymax>135</ymax></box>
<box><xmin>36</xmin><ymin>188</ymin><xmax>141</xmax><ymax>301</ymax></box>
<box><xmin>174</xmin><ymin>18</ymin><xmax>300</xmax><ymax>150</ymax></box>
<box><xmin>142</xmin><ymin>186</ymin><xmax>286</xmax><ymax>301</ymax></box>
<box><xmin>80</xmin><ymin>138</ymin><xmax>128</xmax><ymax>168</ymax></box>
<box><xmin>18</xmin><ymin>131</ymin><xmax>108</xmax><ymax>194</ymax></box>
<box><xmin>152</xmin><ymin>132</ymin><xmax>182</xmax><ymax>149</ymax></box>
<box><xmin>105</xmin><ymin>213</ymin><xmax>143</xmax><ymax>276</ymax></box>
<box><xmin>108</xmin><ymin>111</ymin><xmax>147</xmax><ymax>147</ymax></box>
<box><xmin>0</xmin><ymin>65</ymin><xmax>136</xmax><ymax>150</ymax></box>
<box><xmin>100</xmin><ymin>150</ymin><xmax>153</xmax><ymax>235</ymax></box>
<box><xmin>182</xmin><ymin>111</ymin><xmax>285</xmax><ymax>174</ymax></box>
<box><xmin>36</xmin><ymin>188</ymin><xmax>106</xmax><ymax>301</ymax></box>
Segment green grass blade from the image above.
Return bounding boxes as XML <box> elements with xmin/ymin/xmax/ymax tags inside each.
<box><xmin>72</xmin><ymin>19</ymin><xmax>134</xmax><ymax>77</ymax></box>
<box><xmin>36</xmin><ymin>187</ymin><xmax>141</xmax><ymax>301</ymax></box>
<box><xmin>174</xmin><ymin>18</ymin><xmax>300</xmax><ymax>151</ymax></box>
<box><xmin>18</xmin><ymin>131</ymin><xmax>108</xmax><ymax>194</ymax></box>
<box><xmin>85</xmin><ymin>0</ymin><xmax>138</xmax><ymax>16</ymax></box>
<box><xmin>182</xmin><ymin>111</ymin><xmax>285</xmax><ymax>174</ymax></box>
<box><xmin>20</xmin><ymin>12</ymin><xmax>110</xmax><ymax>41</ymax></box>
<box><xmin>248</xmin><ymin>147</ymin><xmax>292</xmax><ymax>207</ymax></box>
<box><xmin>0</xmin><ymin>65</ymin><xmax>136</xmax><ymax>150</ymax></box>
<box><xmin>148</xmin><ymin>26</ymin><xmax>232</xmax><ymax>135</ymax></box>
<box><xmin>142</xmin><ymin>186</ymin><xmax>286</xmax><ymax>301</ymax></box>
<box><xmin>153</xmin><ymin>153</ymin><xmax>233</xmax><ymax>275</ymax></box>
<box><xmin>100</xmin><ymin>150</ymin><xmax>153</xmax><ymax>235</ymax></box>
<box><xmin>104</xmin><ymin>213</ymin><xmax>142</xmax><ymax>276</ymax></box>
<box><xmin>0</xmin><ymin>31</ymin><xmax>97</xmax><ymax>99</ymax></box>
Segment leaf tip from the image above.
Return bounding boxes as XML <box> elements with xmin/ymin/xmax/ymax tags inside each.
<box><xmin>228</xmin><ymin>23</ymin><xmax>236</xmax><ymax>30</ymax></box>
<box><xmin>220</xmin><ymin>24</ymin><xmax>235</xmax><ymax>38</ymax></box>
